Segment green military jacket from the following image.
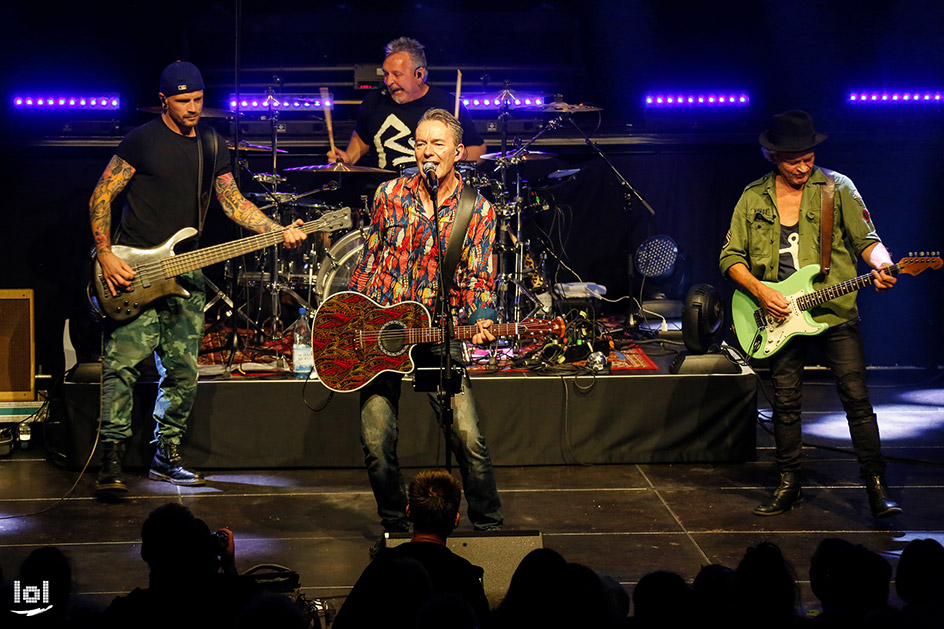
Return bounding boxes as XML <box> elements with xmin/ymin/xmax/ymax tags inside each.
<box><xmin>719</xmin><ymin>166</ymin><xmax>882</xmax><ymax>327</ymax></box>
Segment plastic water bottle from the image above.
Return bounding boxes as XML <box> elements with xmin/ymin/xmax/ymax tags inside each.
<box><xmin>292</xmin><ymin>307</ymin><xmax>314</xmax><ymax>379</ymax></box>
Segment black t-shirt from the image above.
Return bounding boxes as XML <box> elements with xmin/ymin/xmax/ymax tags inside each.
<box><xmin>355</xmin><ymin>85</ymin><xmax>484</xmax><ymax>170</ymax></box>
<box><xmin>114</xmin><ymin>118</ymin><xmax>231</xmax><ymax>248</ymax></box>
<box><xmin>385</xmin><ymin>542</ymin><xmax>490</xmax><ymax>622</ymax></box>
<box><xmin>332</xmin><ymin>541</ymin><xmax>490</xmax><ymax>629</ymax></box>
<box><xmin>777</xmin><ymin>222</ymin><xmax>800</xmax><ymax>281</ymax></box>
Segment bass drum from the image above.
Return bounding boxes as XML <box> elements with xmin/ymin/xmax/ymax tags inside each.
<box><xmin>315</xmin><ymin>229</ymin><xmax>367</xmax><ymax>302</ymax></box>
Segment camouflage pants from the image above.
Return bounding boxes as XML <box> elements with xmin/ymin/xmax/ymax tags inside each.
<box><xmin>100</xmin><ymin>271</ymin><xmax>205</xmax><ymax>445</ymax></box>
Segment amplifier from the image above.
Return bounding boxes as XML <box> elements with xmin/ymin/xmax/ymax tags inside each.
<box><xmin>0</xmin><ymin>289</ymin><xmax>35</xmax><ymax>401</ymax></box>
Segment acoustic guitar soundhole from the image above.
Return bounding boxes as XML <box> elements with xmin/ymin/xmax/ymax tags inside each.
<box><xmin>378</xmin><ymin>320</ymin><xmax>408</xmax><ymax>356</ymax></box>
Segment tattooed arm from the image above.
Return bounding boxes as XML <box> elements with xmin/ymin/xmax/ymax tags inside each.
<box><xmin>215</xmin><ymin>173</ymin><xmax>306</xmax><ymax>247</ymax></box>
<box><xmin>89</xmin><ymin>155</ymin><xmax>137</xmax><ymax>296</ymax></box>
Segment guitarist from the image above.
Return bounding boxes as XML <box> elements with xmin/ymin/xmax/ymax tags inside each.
<box><xmin>347</xmin><ymin>108</ymin><xmax>503</xmax><ymax>533</ymax></box>
<box><xmin>719</xmin><ymin>110</ymin><xmax>901</xmax><ymax>519</ymax></box>
<box><xmin>89</xmin><ymin>61</ymin><xmax>306</xmax><ymax>499</ymax></box>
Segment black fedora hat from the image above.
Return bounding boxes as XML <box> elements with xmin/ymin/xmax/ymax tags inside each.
<box><xmin>759</xmin><ymin>110</ymin><xmax>827</xmax><ymax>153</ymax></box>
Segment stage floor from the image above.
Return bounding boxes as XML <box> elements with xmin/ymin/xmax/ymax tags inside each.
<box><xmin>2</xmin><ymin>369</ymin><xmax>943</xmax><ymax>623</ymax></box>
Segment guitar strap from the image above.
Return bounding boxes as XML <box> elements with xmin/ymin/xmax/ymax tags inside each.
<box><xmin>195</xmin><ymin>125</ymin><xmax>218</xmax><ymax>236</ymax></box>
<box><xmin>436</xmin><ymin>183</ymin><xmax>478</xmax><ymax>317</ymax></box>
<box><xmin>819</xmin><ymin>167</ymin><xmax>836</xmax><ymax>276</ymax></box>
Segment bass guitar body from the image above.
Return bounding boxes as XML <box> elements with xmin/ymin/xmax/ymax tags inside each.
<box><xmin>91</xmin><ymin>228</ymin><xmax>198</xmax><ymax>322</ymax></box>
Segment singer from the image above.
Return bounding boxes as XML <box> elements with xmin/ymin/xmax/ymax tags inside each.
<box><xmin>347</xmin><ymin>108</ymin><xmax>504</xmax><ymax>535</ymax></box>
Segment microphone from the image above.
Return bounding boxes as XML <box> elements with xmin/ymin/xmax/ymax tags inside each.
<box><xmin>422</xmin><ymin>161</ymin><xmax>439</xmax><ymax>192</ymax></box>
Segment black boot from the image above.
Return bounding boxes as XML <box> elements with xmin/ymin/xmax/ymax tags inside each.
<box><xmin>753</xmin><ymin>472</ymin><xmax>803</xmax><ymax>516</ymax></box>
<box><xmin>96</xmin><ymin>440</ymin><xmax>128</xmax><ymax>498</ymax></box>
<box><xmin>148</xmin><ymin>442</ymin><xmax>205</xmax><ymax>486</ymax></box>
<box><xmin>865</xmin><ymin>475</ymin><xmax>902</xmax><ymax>518</ymax></box>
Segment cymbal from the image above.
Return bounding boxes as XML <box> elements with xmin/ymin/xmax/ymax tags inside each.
<box><xmin>284</xmin><ymin>162</ymin><xmax>395</xmax><ymax>174</ymax></box>
<box><xmin>539</xmin><ymin>102</ymin><xmax>603</xmax><ymax>113</ymax></box>
<box><xmin>137</xmin><ymin>105</ymin><xmax>235</xmax><ymax>118</ymax></box>
<box><xmin>480</xmin><ymin>150</ymin><xmax>557</xmax><ymax>161</ymax></box>
<box><xmin>228</xmin><ymin>140</ymin><xmax>287</xmax><ymax>153</ymax></box>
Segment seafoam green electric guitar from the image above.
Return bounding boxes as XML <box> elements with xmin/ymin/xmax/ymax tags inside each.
<box><xmin>732</xmin><ymin>254</ymin><xmax>941</xmax><ymax>359</ymax></box>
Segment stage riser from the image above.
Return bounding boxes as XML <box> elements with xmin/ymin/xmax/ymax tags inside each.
<box><xmin>51</xmin><ymin>373</ymin><xmax>757</xmax><ymax>469</ymax></box>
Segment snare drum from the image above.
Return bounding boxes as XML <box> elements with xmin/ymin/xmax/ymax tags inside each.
<box><xmin>315</xmin><ymin>229</ymin><xmax>367</xmax><ymax>300</ymax></box>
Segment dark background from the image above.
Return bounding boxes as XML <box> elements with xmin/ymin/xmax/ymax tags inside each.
<box><xmin>1</xmin><ymin>1</ymin><xmax>941</xmax><ymax>375</ymax></box>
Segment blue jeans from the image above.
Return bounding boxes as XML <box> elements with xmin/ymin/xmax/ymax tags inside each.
<box><xmin>100</xmin><ymin>271</ymin><xmax>204</xmax><ymax>446</ymax></box>
<box><xmin>358</xmin><ymin>348</ymin><xmax>503</xmax><ymax>531</ymax></box>
<box><xmin>768</xmin><ymin>320</ymin><xmax>886</xmax><ymax>478</ymax></box>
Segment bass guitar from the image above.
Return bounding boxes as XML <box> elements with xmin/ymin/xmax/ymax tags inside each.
<box><xmin>311</xmin><ymin>291</ymin><xmax>565</xmax><ymax>392</ymax></box>
<box><xmin>92</xmin><ymin>208</ymin><xmax>352</xmax><ymax>322</ymax></box>
<box><xmin>732</xmin><ymin>254</ymin><xmax>941</xmax><ymax>359</ymax></box>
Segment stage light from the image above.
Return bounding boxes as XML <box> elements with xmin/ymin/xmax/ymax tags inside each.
<box><xmin>848</xmin><ymin>90</ymin><xmax>942</xmax><ymax>105</ymax></box>
<box><xmin>457</xmin><ymin>93</ymin><xmax>545</xmax><ymax>110</ymax></box>
<box><xmin>228</xmin><ymin>93</ymin><xmax>334</xmax><ymax>111</ymax></box>
<box><xmin>12</xmin><ymin>93</ymin><xmax>120</xmax><ymax>110</ymax></box>
<box><xmin>645</xmin><ymin>92</ymin><xmax>752</xmax><ymax>107</ymax></box>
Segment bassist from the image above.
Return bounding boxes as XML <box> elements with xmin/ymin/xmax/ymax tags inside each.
<box><xmin>89</xmin><ymin>61</ymin><xmax>305</xmax><ymax>499</ymax></box>
<box><xmin>719</xmin><ymin>110</ymin><xmax>901</xmax><ymax>518</ymax></box>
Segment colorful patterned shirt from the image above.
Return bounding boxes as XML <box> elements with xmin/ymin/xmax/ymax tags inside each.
<box><xmin>349</xmin><ymin>173</ymin><xmax>496</xmax><ymax>315</ymax></box>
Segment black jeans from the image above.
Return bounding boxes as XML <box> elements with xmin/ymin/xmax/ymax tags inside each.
<box><xmin>768</xmin><ymin>321</ymin><xmax>886</xmax><ymax>478</ymax></box>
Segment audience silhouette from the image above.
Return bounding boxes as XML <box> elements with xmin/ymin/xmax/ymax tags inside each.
<box><xmin>895</xmin><ymin>538</ymin><xmax>944</xmax><ymax>629</ymax></box>
<box><xmin>809</xmin><ymin>537</ymin><xmax>899</xmax><ymax>628</ymax></box>
<box><xmin>6</xmin><ymin>482</ymin><xmax>944</xmax><ymax>628</ymax></box>
<box><xmin>333</xmin><ymin>469</ymin><xmax>489</xmax><ymax>628</ymax></box>
<box><xmin>102</xmin><ymin>503</ymin><xmax>259</xmax><ymax>629</ymax></box>
<box><xmin>734</xmin><ymin>541</ymin><xmax>804</xmax><ymax>628</ymax></box>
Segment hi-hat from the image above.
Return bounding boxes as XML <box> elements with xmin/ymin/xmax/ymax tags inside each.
<box><xmin>480</xmin><ymin>149</ymin><xmax>557</xmax><ymax>161</ymax></box>
<box><xmin>284</xmin><ymin>162</ymin><xmax>395</xmax><ymax>174</ymax></box>
<box><xmin>228</xmin><ymin>140</ymin><xmax>287</xmax><ymax>153</ymax></box>
<box><xmin>137</xmin><ymin>105</ymin><xmax>235</xmax><ymax>118</ymax></box>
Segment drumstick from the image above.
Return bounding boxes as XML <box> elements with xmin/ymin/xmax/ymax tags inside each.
<box><xmin>454</xmin><ymin>69</ymin><xmax>462</xmax><ymax>119</ymax></box>
<box><xmin>320</xmin><ymin>87</ymin><xmax>337</xmax><ymax>159</ymax></box>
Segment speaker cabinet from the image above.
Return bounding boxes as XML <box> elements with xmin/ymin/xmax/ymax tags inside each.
<box><xmin>384</xmin><ymin>529</ymin><xmax>543</xmax><ymax>607</ymax></box>
<box><xmin>0</xmin><ymin>289</ymin><xmax>35</xmax><ymax>401</ymax></box>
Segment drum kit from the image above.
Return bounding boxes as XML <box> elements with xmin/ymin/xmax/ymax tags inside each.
<box><xmin>140</xmin><ymin>87</ymin><xmax>644</xmax><ymax>363</ymax></box>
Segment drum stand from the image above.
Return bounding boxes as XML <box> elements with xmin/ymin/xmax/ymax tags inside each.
<box><xmin>202</xmin><ymin>274</ymin><xmax>271</xmax><ymax>375</ymax></box>
<box><xmin>491</xmin><ymin>88</ymin><xmax>529</xmax><ymax>326</ymax></box>
<box><xmin>241</xmin><ymin>86</ymin><xmax>321</xmax><ymax>367</ymax></box>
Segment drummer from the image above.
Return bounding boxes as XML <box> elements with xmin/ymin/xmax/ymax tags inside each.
<box><xmin>328</xmin><ymin>37</ymin><xmax>486</xmax><ymax>171</ymax></box>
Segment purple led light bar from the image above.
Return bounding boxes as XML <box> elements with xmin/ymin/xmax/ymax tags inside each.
<box><xmin>848</xmin><ymin>91</ymin><xmax>942</xmax><ymax>104</ymax></box>
<box><xmin>644</xmin><ymin>93</ymin><xmax>749</xmax><ymax>107</ymax></box>
<box><xmin>12</xmin><ymin>94</ymin><xmax>120</xmax><ymax>110</ymax></box>
<box><xmin>460</xmin><ymin>94</ymin><xmax>545</xmax><ymax>109</ymax></box>
<box><xmin>228</xmin><ymin>94</ymin><xmax>334</xmax><ymax>111</ymax></box>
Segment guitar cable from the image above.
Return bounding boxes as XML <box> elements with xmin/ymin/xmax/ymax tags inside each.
<box><xmin>0</xmin><ymin>326</ymin><xmax>104</xmax><ymax>521</ymax></box>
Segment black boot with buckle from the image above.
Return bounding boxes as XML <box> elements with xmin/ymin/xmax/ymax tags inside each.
<box><xmin>148</xmin><ymin>441</ymin><xmax>205</xmax><ymax>486</ymax></box>
<box><xmin>96</xmin><ymin>440</ymin><xmax>128</xmax><ymax>499</ymax></box>
<box><xmin>753</xmin><ymin>471</ymin><xmax>803</xmax><ymax>516</ymax></box>
<box><xmin>865</xmin><ymin>475</ymin><xmax>902</xmax><ymax>518</ymax></box>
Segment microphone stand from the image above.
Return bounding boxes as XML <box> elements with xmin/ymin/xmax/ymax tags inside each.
<box><xmin>426</xmin><ymin>168</ymin><xmax>457</xmax><ymax>473</ymax></box>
